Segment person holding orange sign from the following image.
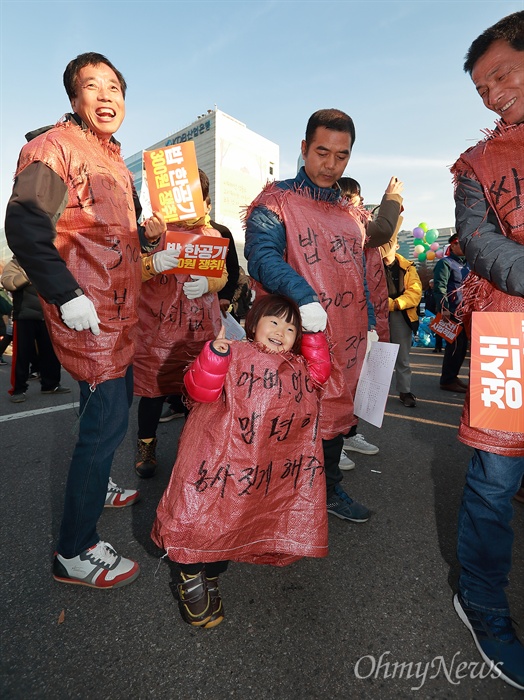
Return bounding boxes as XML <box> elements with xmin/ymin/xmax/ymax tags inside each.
<box><xmin>450</xmin><ymin>12</ymin><xmax>524</xmax><ymax>690</ymax></box>
<box><xmin>133</xmin><ymin>170</ymin><xmax>227</xmax><ymax>478</ymax></box>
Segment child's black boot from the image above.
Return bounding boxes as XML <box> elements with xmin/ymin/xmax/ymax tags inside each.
<box><xmin>204</xmin><ymin>576</ymin><xmax>225</xmax><ymax>628</ymax></box>
<box><xmin>177</xmin><ymin>571</ymin><xmax>211</xmax><ymax>627</ymax></box>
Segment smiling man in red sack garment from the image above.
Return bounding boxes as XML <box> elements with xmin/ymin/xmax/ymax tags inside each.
<box><xmin>5</xmin><ymin>52</ymin><xmax>165</xmax><ymax>590</ymax></box>
<box><xmin>449</xmin><ymin>13</ymin><xmax>524</xmax><ymax>690</ymax></box>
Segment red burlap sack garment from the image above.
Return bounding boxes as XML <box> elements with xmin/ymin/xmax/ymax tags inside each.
<box><xmin>133</xmin><ymin>223</ymin><xmax>223</xmax><ymax>397</ymax></box>
<box><xmin>15</xmin><ymin>120</ymin><xmax>141</xmax><ymax>385</ymax></box>
<box><xmin>245</xmin><ymin>184</ymin><xmax>368</xmax><ymax>440</ymax></box>
<box><xmin>451</xmin><ymin>121</ymin><xmax>524</xmax><ymax>456</ymax></box>
<box><xmin>152</xmin><ymin>341</ymin><xmax>328</xmax><ymax>565</ymax></box>
<box><xmin>364</xmin><ymin>246</ymin><xmax>390</xmax><ymax>343</ymax></box>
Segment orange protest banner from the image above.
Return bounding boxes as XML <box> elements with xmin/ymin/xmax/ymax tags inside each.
<box><xmin>470</xmin><ymin>312</ymin><xmax>524</xmax><ymax>434</ymax></box>
<box><xmin>143</xmin><ymin>142</ymin><xmax>205</xmax><ymax>223</ymax></box>
<box><xmin>163</xmin><ymin>230</ymin><xmax>230</xmax><ymax>278</ymax></box>
<box><xmin>429</xmin><ymin>313</ymin><xmax>462</xmax><ymax>343</ymax></box>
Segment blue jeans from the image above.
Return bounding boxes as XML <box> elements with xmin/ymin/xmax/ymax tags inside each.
<box><xmin>457</xmin><ymin>448</ymin><xmax>524</xmax><ymax>615</ymax></box>
<box><xmin>57</xmin><ymin>367</ymin><xmax>134</xmax><ymax>558</ymax></box>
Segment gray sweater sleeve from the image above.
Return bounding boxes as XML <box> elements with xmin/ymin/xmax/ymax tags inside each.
<box><xmin>455</xmin><ymin>175</ymin><xmax>524</xmax><ymax>297</ymax></box>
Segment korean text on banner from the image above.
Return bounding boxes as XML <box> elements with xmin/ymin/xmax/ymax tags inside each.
<box><xmin>470</xmin><ymin>312</ymin><xmax>524</xmax><ymax>434</ymax></box>
<box><xmin>144</xmin><ymin>142</ymin><xmax>205</xmax><ymax>223</ymax></box>
<box><xmin>164</xmin><ymin>230</ymin><xmax>229</xmax><ymax>279</ymax></box>
<box><xmin>429</xmin><ymin>313</ymin><xmax>462</xmax><ymax>343</ymax></box>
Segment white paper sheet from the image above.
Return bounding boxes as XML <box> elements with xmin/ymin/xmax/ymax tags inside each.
<box><xmin>223</xmin><ymin>312</ymin><xmax>246</xmax><ymax>341</ymax></box>
<box><xmin>354</xmin><ymin>341</ymin><xmax>399</xmax><ymax>428</ymax></box>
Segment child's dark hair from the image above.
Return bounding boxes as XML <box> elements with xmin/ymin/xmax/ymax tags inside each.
<box><xmin>338</xmin><ymin>177</ymin><xmax>361</xmax><ymax>199</ymax></box>
<box><xmin>198</xmin><ymin>169</ymin><xmax>210</xmax><ymax>201</ymax></box>
<box><xmin>245</xmin><ymin>294</ymin><xmax>303</xmax><ymax>353</ymax></box>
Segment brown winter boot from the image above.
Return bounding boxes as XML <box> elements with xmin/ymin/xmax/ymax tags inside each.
<box><xmin>203</xmin><ymin>576</ymin><xmax>225</xmax><ymax>628</ymax></box>
<box><xmin>135</xmin><ymin>437</ymin><xmax>157</xmax><ymax>479</ymax></box>
<box><xmin>177</xmin><ymin>571</ymin><xmax>212</xmax><ymax>627</ymax></box>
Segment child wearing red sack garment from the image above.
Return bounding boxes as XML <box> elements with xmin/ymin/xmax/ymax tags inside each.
<box><xmin>151</xmin><ymin>294</ymin><xmax>331</xmax><ymax>628</ymax></box>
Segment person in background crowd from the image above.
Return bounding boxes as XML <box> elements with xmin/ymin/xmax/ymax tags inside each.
<box><xmin>381</xmin><ymin>233</ymin><xmax>422</xmax><ymax>408</ymax></box>
<box><xmin>1</xmin><ymin>257</ymin><xmax>70</xmax><ymax>402</ymax></box>
<box><xmin>450</xmin><ymin>12</ymin><xmax>524</xmax><ymax>690</ymax></box>
<box><xmin>158</xmin><ymin>195</ymin><xmax>240</xmax><ymax>424</ymax></box>
<box><xmin>0</xmin><ymin>286</ymin><xmax>13</xmax><ymax>365</ymax></box>
<box><xmin>4</xmin><ymin>52</ymin><xmax>165</xmax><ymax>589</ymax></box>
<box><xmin>209</xmin><ymin>203</ymin><xmax>240</xmax><ymax>319</ymax></box>
<box><xmin>133</xmin><ymin>170</ymin><xmax>227</xmax><ymax>478</ymax></box>
<box><xmin>433</xmin><ymin>233</ymin><xmax>469</xmax><ymax>393</ymax></box>
<box><xmin>337</xmin><ymin>176</ymin><xmax>403</xmax><ymax>468</ymax></box>
<box><xmin>423</xmin><ymin>279</ymin><xmax>443</xmax><ymax>353</ymax></box>
<box><xmin>229</xmin><ymin>266</ymin><xmax>253</xmax><ymax>321</ymax></box>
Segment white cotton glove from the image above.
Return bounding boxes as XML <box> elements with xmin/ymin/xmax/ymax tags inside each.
<box><xmin>60</xmin><ymin>295</ymin><xmax>100</xmax><ymax>335</ymax></box>
<box><xmin>152</xmin><ymin>249</ymin><xmax>179</xmax><ymax>273</ymax></box>
<box><xmin>183</xmin><ymin>275</ymin><xmax>209</xmax><ymax>299</ymax></box>
<box><xmin>366</xmin><ymin>329</ymin><xmax>379</xmax><ymax>356</ymax></box>
<box><xmin>299</xmin><ymin>302</ymin><xmax>327</xmax><ymax>332</ymax></box>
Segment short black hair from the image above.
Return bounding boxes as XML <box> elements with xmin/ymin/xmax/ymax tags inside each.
<box><xmin>464</xmin><ymin>11</ymin><xmax>524</xmax><ymax>74</ymax></box>
<box><xmin>198</xmin><ymin>169</ymin><xmax>210</xmax><ymax>201</ymax></box>
<box><xmin>63</xmin><ymin>52</ymin><xmax>127</xmax><ymax>100</ymax></box>
<box><xmin>338</xmin><ymin>177</ymin><xmax>361</xmax><ymax>198</ymax></box>
<box><xmin>305</xmin><ymin>109</ymin><xmax>356</xmax><ymax>149</ymax></box>
<box><xmin>244</xmin><ymin>294</ymin><xmax>302</xmax><ymax>354</ymax></box>
<box><xmin>448</xmin><ymin>233</ymin><xmax>459</xmax><ymax>244</ymax></box>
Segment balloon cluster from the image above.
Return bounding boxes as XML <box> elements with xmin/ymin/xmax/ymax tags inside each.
<box><xmin>412</xmin><ymin>222</ymin><xmax>444</xmax><ymax>262</ymax></box>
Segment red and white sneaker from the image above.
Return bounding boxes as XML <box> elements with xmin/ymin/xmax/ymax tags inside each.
<box><xmin>53</xmin><ymin>541</ymin><xmax>140</xmax><ymax>589</ymax></box>
<box><xmin>104</xmin><ymin>477</ymin><xmax>140</xmax><ymax>508</ymax></box>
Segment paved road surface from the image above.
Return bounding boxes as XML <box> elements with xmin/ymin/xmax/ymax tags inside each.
<box><xmin>0</xmin><ymin>347</ymin><xmax>522</xmax><ymax>699</ymax></box>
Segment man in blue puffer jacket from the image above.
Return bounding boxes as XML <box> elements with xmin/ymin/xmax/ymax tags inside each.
<box><xmin>245</xmin><ymin>108</ymin><xmax>387</xmax><ymax>523</ymax></box>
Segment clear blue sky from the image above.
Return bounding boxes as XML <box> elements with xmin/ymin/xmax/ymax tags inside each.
<box><xmin>1</xmin><ymin>0</ymin><xmax>522</xmax><ymax>234</ymax></box>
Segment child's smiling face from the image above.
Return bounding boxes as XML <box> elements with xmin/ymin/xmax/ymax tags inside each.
<box><xmin>255</xmin><ymin>315</ymin><xmax>298</xmax><ymax>353</ymax></box>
